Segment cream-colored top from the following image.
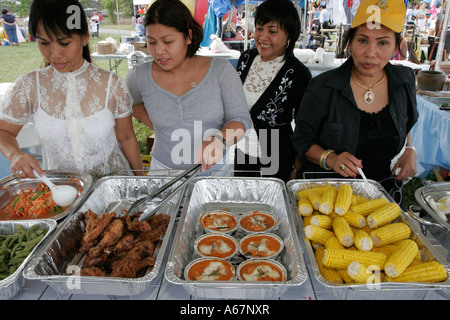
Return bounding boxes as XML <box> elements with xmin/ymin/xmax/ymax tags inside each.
<box><xmin>237</xmin><ymin>55</ymin><xmax>284</xmax><ymax>157</ymax></box>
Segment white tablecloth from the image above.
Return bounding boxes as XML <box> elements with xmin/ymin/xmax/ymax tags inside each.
<box><xmin>411</xmin><ymin>95</ymin><xmax>450</xmax><ymax>177</ymax></box>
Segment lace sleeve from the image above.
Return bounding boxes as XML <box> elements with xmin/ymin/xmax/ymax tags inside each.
<box><xmin>108</xmin><ymin>75</ymin><xmax>133</xmax><ymax>119</ymax></box>
<box><xmin>0</xmin><ymin>72</ymin><xmax>36</xmax><ymax>125</ymax></box>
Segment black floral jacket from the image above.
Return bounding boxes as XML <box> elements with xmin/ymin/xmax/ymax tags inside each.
<box><xmin>236</xmin><ymin>48</ymin><xmax>312</xmax><ymax>131</ymax></box>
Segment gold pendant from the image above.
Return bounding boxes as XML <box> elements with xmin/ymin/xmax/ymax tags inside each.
<box><xmin>364</xmin><ymin>90</ymin><xmax>374</xmax><ymax>104</ymax></box>
<box><xmin>191</xmin><ymin>81</ymin><xmax>197</xmax><ymax>88</ymax></box>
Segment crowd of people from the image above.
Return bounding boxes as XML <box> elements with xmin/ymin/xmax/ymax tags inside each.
<box><xmin>0</xmin><ymin>0</ymin><xmax>418</xmax><ymax>200</ymax></box>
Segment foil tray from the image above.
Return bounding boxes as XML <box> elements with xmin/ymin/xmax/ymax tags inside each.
<box><xmin>0</xmin><ymin>171</ymin><xmax>93</xmax><ymax>221</ymax></box>
<box><xmin>165</xmin><ymin>177</ymin><xmax>308</xmax><ymax>300</ymax></box>
<box><xmin>23</xmin><ymin>176</ymin><xmax>185</xmax><ymax>297</ymax></box>
<box><xmin>414</xmin><ymin>182</ymin><xmax>450</xmax><ymax>230</ymax></box>
<box><xmin>0</xmin><ymin>219</ymin><xmax>57</xmax><ymax>300</ymax></box>
<box><xmin>286</xmin><ymin>179</ymin><xmax>450</xmax><ymax>300</ymax></box>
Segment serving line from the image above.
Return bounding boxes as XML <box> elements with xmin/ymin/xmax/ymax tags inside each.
<box><xmin>10</xmin><ymin>182</ymin><xmax>449</xmax><ymax>300</ymax></box>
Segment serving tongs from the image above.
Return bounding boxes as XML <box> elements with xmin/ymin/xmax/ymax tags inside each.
<box><xmin>128</xmin><ymin>163</ymin><xmax>202</xmax><ymax>221</ymax></box>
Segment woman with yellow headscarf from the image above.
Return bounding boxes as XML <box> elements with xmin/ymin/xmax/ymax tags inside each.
<box><xmin>292</xmin><ymin>0</ymin><xmax>418</xmax><ymax>198</ymax></box>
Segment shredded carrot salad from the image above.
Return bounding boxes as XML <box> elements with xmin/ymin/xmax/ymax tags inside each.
<box><xmin>0</xmin><ymin>183</ymin><xmax>65</xmax><ymax>220</ymax></box>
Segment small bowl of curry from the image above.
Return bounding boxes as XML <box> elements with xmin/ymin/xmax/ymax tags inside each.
<box><xmin>236</xmin><ymin>259</ymin><xmax>287</xmax><ymax>282</ymax></box>
<box><xmin>239</xmin><ymin>233</ymin><xmax>284</xmax><ymax>259</ymax></box>
<box><xmin>194</xmin><ymin>233</ymin><xmax>239</xmax><ymax>260</ymax></box>
<box><xmin>239</xmin><ymin>211</ymin><xmax>278</xmax><ymax>233</ymax></box>
<box><xmin>184</xmin><ymin>257</ymin><xmax>236</xmax><ymax>281</ymax></box>
<box><xmin>199</xmin><ymin>210</ymin><xmax>238</xmax><ymax>233</ymax></box>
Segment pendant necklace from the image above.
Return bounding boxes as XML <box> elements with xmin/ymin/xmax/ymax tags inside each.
<box><xmin>190</xmin><ymin>57</ymin><xmax>197</xmax><ymax>88</ymax></box>
<box><xmin>351</xmin><ymin>71</ymin><xmax>385</xmax><ymax>104</ymax></box>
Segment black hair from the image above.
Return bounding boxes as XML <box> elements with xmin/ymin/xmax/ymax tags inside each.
<box><xmin>29</xmin><ymin>0</ymin><xmax>91</xmax><ymax>62</ymax></box>
<box><xmin>2</xmin><ymin>9</ymin><xmax>8</xmax><ymax>14</ymax></box>
<box><xmin>144</xmin><ymin>0</ymin><xmax>203</xmax><ymax>58</ymax></box>
<box><xmin>343</xmin><ymin>26</ymin><xmax>404</xmax><ymax>58</ymax></box>
<box><xmin>254</xmin><ymin>0</ymin><xmax>300</xmax><ymax>55</ymax></box>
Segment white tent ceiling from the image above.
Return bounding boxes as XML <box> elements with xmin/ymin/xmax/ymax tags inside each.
<box><xmin>133</xmin><ymin>0</ymin><xmax>151</xmax><ymax>6</ymax></box>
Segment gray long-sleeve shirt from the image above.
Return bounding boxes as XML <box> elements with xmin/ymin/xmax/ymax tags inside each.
<box><xmin>126</xmin><ymin>57</ymin><xmax>252</xmax><ymax>169</ymax></box>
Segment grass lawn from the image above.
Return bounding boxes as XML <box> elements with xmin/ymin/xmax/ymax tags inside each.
<box><xmin>0</xmin><ymin>32</ymin><xmax>130</xmax><ymax>82</ymax></box>
<box><xmin>0</xmin><ymin>33</ymin><xmax>152</xmax><ymax>154</ymax></box>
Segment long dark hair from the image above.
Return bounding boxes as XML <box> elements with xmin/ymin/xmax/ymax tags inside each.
<box><xmin>144</xmin><ymin>0</ymin><xmax>203</xmax><ymax>58</ymax></box>
<box><xmin>29</xmin><ymin>0</ymin><xmax>91</xmax><ymax>63</ymax></box>
<box><xmin>255</xmin><ymin>0</ymin><xmax>300</xmax><ymax>55</ymax></box>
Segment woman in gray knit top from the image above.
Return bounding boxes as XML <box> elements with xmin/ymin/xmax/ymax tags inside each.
<box><xmin>126</xmin><ymin>0</ymin><xmax>252</xmax><ymax>175</ymax></box>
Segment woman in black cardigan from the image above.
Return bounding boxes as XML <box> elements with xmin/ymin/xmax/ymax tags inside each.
<box><xmin>234</xmin><ymin>0</ymin><xmax>311</xmax><ymax>182</ymax></box>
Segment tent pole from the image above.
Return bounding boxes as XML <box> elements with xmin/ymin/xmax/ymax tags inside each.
<box><xmin>302</xmin><ymin>0</ymin><xmax>307</xmax><ymax>48</ymax></box>
<box><xmin>436</xmin><ymin>0</ymin><xmax>449</xmax><ymax>70</ymax></box>
<box><xmin>116</xmin><ymin>0</ymin><xmax>121</xmax><ymax>37</ymax></box>
<box><xmin>244</xmin><ymin>0</ymin><xmax>248</xmax><ymax>51</ymax></box>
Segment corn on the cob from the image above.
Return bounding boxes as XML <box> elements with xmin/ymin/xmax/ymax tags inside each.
<box><xmin>311</xmin><ymin>214</ymin><xmax>332</xmax><ymax>229</ymax></box>
<box><xmin>354</xmin><ymin>230</ymin><xmax>373</xmax><ymax>251</ymax></box>
<box><xmin>319</xmin><ymin>186</ymin><xmax>338</xmax><ymax>215</ymax></box>
<box><xmin>332</xmin><ymin>217</ymin><xmax>354</xmax><ymax>247</ymax></box>
<box><xmin>304</xmin><ymin>225</ymin><xmax>335</xmax><ymax>245</ymax></box>
<box><xmin>367</xmin><ymin>202</ymin><xmax>401</xmax><ymax>229</ymax></box>
<box><xmin>315</xmin><ymin>247</ymin><xmax>343</xmax><ymax>284</ymax></box>
<box><xmin>322</xmin><ymin>248</ymin><xmax>387</xmax><ymax>269</ymax></box>
<box><xmin>342</xmin><ymin>210</ymin><xmax>366</xmax><ymax>228</ymax></box>
<box><xmin>385</xmin><ymin>261</ymin><xmax>447</xmax><ymax>283</ymax></box>
<box><xmin>370</xmin><ymin>223</ymin><xmax>411</xmax><ymax>247</ymax></box>
<box><xmin>350</xmin><ymin>198</ymin><xmax>389</xmax><ymax>216</ymax></box>
<box><xmin>297</xmin><ymin>197</ymin><xmax>313</xmax><ymax>216</ymax></box>
<box><xmin>384</xmin><ymin>239</ymin><xmax>419</xmax><ymax>278</ymax></box>
<box><xmin>337</xmin><ymin>269</ymin><xmax>354</xmax><ymax>284</ymax></box>
<box><xmin>325</xmin><ymin>236</ymin><xmax>345</xmax><ymax>250</ymax></box>
<box><xmin>307</xmin><ymin>188</ymin><xmax>325</xmax><ymax>211</ymax></box>
<box><xmin>347</xmin><ymin>261</ymin><xmax>372</xmax><ymax>283</ymax></box>
<box><xmin>297</xmin><ymin>185</ymin><xmax>330</xmax><ymax>199</ymax></box>
<box><xmin>352</xmin><ymin>195</ymin><xmax>370</xmax><ymax>205</ymax></box>
<box><xmin>334</xmin><ymin>184</ymin><xmax>353</xmax><ymax>215</ymax></box>
<box><xmin>372</xmin><ymin>241</ymin><xmax>421</xmax><ymax>261</ymax></box>
<box><xmin>303</xmin><ymin>214</ymin><xmax>314</xmax><ymax>226</ymax></box>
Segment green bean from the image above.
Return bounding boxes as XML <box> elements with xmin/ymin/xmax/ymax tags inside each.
<box><xmin>21</xmin><ymin>233</ymin><xmax>45</xmax><ymax>248</ymax></box>
<box><xmin>8</xmin><ymin>255</ymin><xmax>25</xmax><ymax>267</ymax></box>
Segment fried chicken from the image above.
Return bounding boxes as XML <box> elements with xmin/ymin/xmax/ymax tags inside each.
<box><xmin>89</xmin><ymin>218</ymin><xmax>124</xmax><ymax>257</ymax></box>
<box><xmin>81</xmin><ymin>267</ymin><xmax>106</xmax><ymax>277</ymax></box>
<box><xmin>78</xmin><ymin>211</ymin><xmax>170</xmax><ymax>278</ymax></box>
<box><xmin>80</xmin><ymin>211</ymin><xmax>115</xmax><ymax>254</ymax></box>
<box><xmin>110</xmin><ymin>240</ymin><xmax>156</xmax><ymax>278</ymax></box>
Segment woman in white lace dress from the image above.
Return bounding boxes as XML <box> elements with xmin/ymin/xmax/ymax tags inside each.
<box><xmin>0</xmin><ymin>0</ymin><xmax>144</xmax><ymax>180</ymax></box>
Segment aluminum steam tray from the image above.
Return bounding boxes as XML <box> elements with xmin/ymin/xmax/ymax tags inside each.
<box><xmin>23</xmin><ymin>176</ymin><xmax>186</xmax><ymax>297</ymax></box>
<box><xmin>165</xmin><ymin>177</ymin><xmax>308</xmax><ymax>300</ymax></box>
<box><xmin>0</xmin><ymin>219</ymin><xmax>57</xmax><ymax>300</ymax></box>
<box><xmin>414</xmin><ymin>182</ymin><xmax>450</xmax><ymax>230</ymax></box>
<box><xmin>286</xmin><ymin>179</ymin><xmax>450</xmax><ymax>300</ymax></box>
<box><xmin>0</xmin><ymin>170</ymin><xmax>93</xmax><ymax>221</ymax></box>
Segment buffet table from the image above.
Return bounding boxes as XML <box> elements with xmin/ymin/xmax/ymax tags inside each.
<box><xmin>411</xmin><ymin>95</ymin><xmax>450</xmax><ymax>177</ymax></box>
<box><xmin>7</xmin><ymin>176</ymin><xmax>449</xmax><ymax>301</ymax></box>
<box><xmin>90</xmin><ymin>52</ymin><xmax>128</xmax><ymax>74</ymax></box>
<box><xmin>9</xmin><ymin>223</ymin><xmax>449</xmax><ymax>301</ymax></box>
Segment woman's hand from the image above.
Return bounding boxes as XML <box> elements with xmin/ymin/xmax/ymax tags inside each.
<box><xmin>197</xmin><ymin>136</ymin><xmax>224</xmax><ymax>172</ymax></box>
<box><xmin>10</xmin><ymin>151</ymin><xmax>43</xmax><ymax>179</ymax></box>
<box><xmin>392</xmin><ymin>148</ymin><xmax>417</xmax><ymax>181</ymax></box>
<box><xmin>328</xmin><ymin>151</ymin><xmax>362</xmax><ymax>178</ymax></box>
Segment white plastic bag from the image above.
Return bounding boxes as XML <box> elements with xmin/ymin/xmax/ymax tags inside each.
<box><xmin>210</xmin><ymin>34</ymin><xmax>229</xmax><ymax>53</ymax></box>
